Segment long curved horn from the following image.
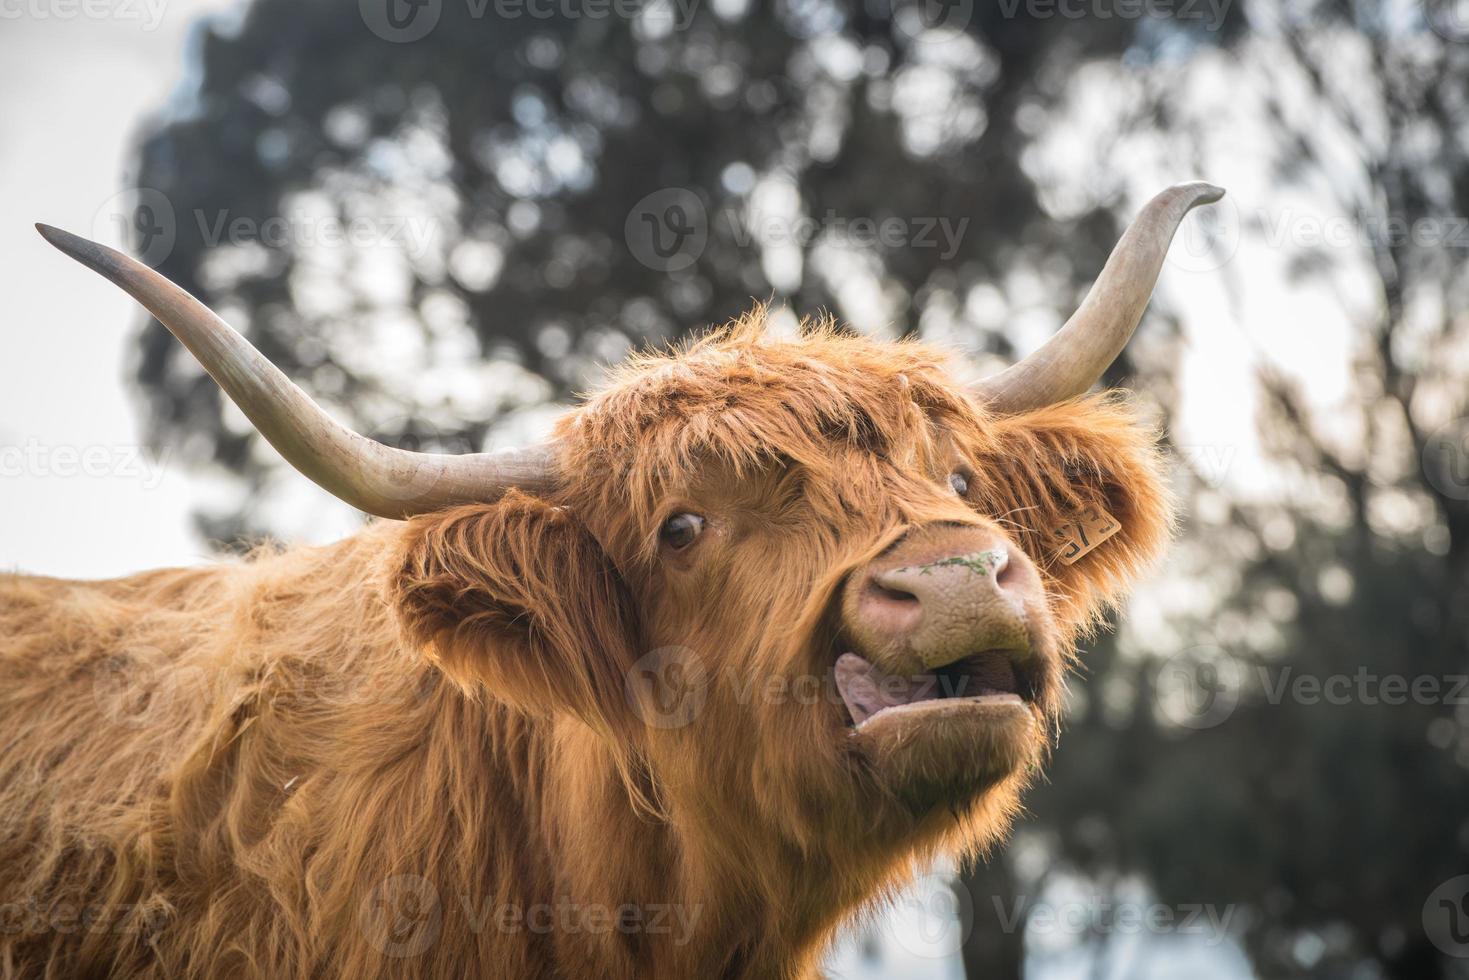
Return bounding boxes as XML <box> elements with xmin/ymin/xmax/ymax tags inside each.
<box><xmin>37</xmin><ymin>224</ymin><xmax>559</xmax><ymax>519</ymax></box>
<box><xmin>973</xmin><ymin>181</ymin><xmax>1225</xmax><ymax>412</ymax></box>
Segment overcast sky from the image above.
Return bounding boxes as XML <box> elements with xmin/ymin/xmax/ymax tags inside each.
<box><xmin>0</xmin><ymin>0</ymin><xmax>239</xmax><ymax>577</ymax></box>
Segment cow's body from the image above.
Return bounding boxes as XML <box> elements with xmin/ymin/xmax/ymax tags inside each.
<box><xmin>0</xmin><ymin>346</ymin><xmax>1160</xmax><ymax>977</ymax></box>
<box><xmin>5</xmin><ymin>185</ymin><xmax>1218</xmax><ymax>978</ymax></box>
<box><xmin>1</xmin><ymin>527</ymin><xmax>800</xmax><ymax>979</ymax></box>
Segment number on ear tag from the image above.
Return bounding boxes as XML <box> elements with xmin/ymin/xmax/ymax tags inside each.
<box><xmin>1051</xmin><ymin>505</ymin><xmax>1121</xmax><ymax>565</ymax></box>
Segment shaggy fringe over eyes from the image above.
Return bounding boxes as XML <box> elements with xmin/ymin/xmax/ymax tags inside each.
<box><xmin>973</xmin><ymin>393</ymin><xmax>1176</xmax><ymax>639</ymax></box>
<box><xmin>556</xmin><ymin>307</ymin><xmax>989</xmax><ymax>560</ymax></box>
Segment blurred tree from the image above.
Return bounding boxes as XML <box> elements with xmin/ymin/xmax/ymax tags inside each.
<box><xmin>1018</xmin><ymin>5</ymin><xmax>1469</xmax><ymax>979</ymax></box>
<box><xmin>127</xmin><ymin>0</ymin><xmax>1180</xmax><ymax>542</ymax></box>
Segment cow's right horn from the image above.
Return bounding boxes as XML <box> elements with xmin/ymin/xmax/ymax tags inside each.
<box><xmin>972</xmin><ymin>181</ymin><xmax>1224</xmax><ymax>413</ymax></box>
<box><xmin>37</xmin><ymin>224</ymin><xmax>559</xmax><ymax>519</ymax></box>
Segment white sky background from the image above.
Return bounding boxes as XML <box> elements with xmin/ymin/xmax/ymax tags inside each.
<box><xmin>0</xmin><ymin>0</ymin><xmax>240</xmax><ymax>577</ymax></box>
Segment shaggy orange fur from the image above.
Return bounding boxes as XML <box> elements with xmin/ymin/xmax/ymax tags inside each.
<box><xmin>0</xmin><ymin>314</ymin><xmax>1172</xmax><ymax>978</ymax></box>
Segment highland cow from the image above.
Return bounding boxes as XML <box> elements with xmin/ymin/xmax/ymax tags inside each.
<box><xmin>0</xmin><ymin>183</ymin><xmax>1221</xmax><ymax>978</ymax></box>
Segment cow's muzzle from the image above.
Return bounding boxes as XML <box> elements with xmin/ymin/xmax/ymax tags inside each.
<box><xmin>835</xmin><ymin>524</ymin><xmax>1046</xmax><ymax>729</ymax></box>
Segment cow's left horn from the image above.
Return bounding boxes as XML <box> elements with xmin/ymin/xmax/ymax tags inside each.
<box><xmin>36</xmin><ymin>224</ymin><xmax>559</xmax><ymax>519</ymax></box>
<box><xmin>973</xmin><ymin>181</ymin><xmax>1225</xmax><ymax>413</ymax></box>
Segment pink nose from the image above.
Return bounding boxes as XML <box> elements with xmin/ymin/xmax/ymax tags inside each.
<box><xmin>846</xmin><ymin>531</ymin><xmax>1037</xmax><ymax>669</ymax></box>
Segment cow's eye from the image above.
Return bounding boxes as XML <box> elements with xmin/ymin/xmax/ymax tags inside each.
<box><xmin>949</xmin><ymin>472</ymin><xmax>969</xmax><ymax>496</ymax></box>
<box><xmin>660</xmin><ymin>513</ymin><xmax>705</xmax><ymax>551</ymax></box>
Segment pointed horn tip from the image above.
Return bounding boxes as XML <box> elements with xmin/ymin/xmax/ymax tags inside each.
<box><xmin>33</xmin><ymin>223</ymin><xmax>136</xmax><ymax>282</ymax></box>
<box><xmin>1170</xmin><ymin>181</ymin><xmax>1226</xmax><ymax>207</ymax></box>
<box><xmin>35</xmin><ymin>222</ymin><xmax>72</xmax><ymax>248</ymax></box>
<box><xmin>35</xmin><ymin>223</ymin><xmax>102</xmax><ymax>261</ymax></box>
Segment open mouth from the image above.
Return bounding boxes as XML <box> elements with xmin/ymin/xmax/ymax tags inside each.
<box><xmin>834</xmin><ymin>650</ymin><xmax>1036</xmax><ymax>730</ymax></box>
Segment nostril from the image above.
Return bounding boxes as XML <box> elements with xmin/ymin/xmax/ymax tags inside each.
<box><xmin>994</xmin><ymin>550</ymin><xmax>1020</xmax><ymax>588</ymax></box>
<box><xmin>859</xmin><ymin>573</ymin><xmax>925</xmax><ymax>636</ymax></box>
<box><xmin>867</xmin><ymin>580</ymin><xmax>919</xmax><ymax>606</ymax></box>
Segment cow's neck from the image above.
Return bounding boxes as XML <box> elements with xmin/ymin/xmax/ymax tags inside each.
<box><xmin>525</xmin><ymin>727</ymin><xmax>926</xmax><ymax>978</ymax></box>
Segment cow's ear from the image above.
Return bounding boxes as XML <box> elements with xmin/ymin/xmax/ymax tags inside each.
<box><xmin>973</xmin><ymin>395</ymin><xmax>1175</xmax><ymax>638</ymax></box>
<box><xmin>392</xmin><ymin>491</ymin><xmax>639</xmax><ymax>735</ymax></box>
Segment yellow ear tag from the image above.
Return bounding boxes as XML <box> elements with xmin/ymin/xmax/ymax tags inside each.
<box><xmin>1052</xmin><ymin>505</ymin><xmax>1121</xmax><ymax>565</ymax></box>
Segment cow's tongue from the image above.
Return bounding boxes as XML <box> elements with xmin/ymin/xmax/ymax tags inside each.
<box><xmin>835</xmin><ymin>651</ymin><xmax>1024</xmax><ymax>727</ymax></box>
<box><xmin>834</xmin><ymin>652</ymin><xmax>940</xmax><ymax>727</ymax></box>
